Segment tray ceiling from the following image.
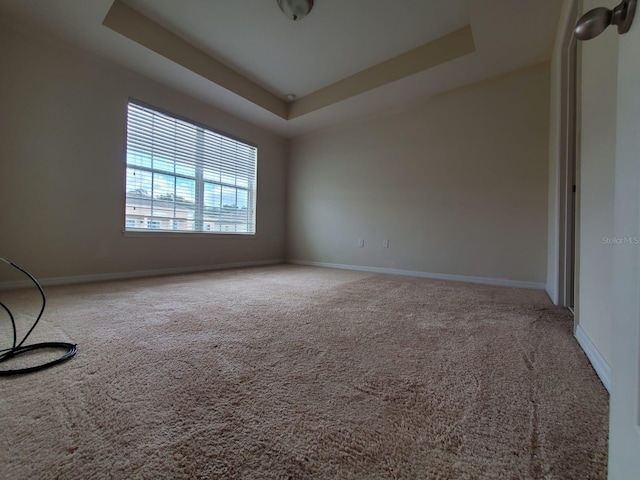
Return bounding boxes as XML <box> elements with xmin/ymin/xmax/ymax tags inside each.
<box><xmin>0</xmin><ymin>0</ymin><xmax>563</xmax><ymax>137</ymax></box>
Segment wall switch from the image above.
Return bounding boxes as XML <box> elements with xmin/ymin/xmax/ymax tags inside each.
<box><xmin>358</xmin><ymin>239</ymin><xmax>365</xmax><ymax>248</ymax></box>
<box><xmin>383</xmin><ymin>239</ymin><xmax>389</xmax><ymax>248</ymax></box>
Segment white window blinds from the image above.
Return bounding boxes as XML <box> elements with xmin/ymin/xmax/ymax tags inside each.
<box><xmin>125</xmin><ymin>101</ymin><xmax>257</xmax><ymax>234</ymax></box>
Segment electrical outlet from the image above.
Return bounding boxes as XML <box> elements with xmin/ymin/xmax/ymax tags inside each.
<box><xmin>358</xmin><ymin>239</ymin><xmax>364</xmax><ymax>248</ymax></box>
<box><xmin>383</xmin><ymin>239</ymin><xmax>389</xmax><ymax>248</ymax></box>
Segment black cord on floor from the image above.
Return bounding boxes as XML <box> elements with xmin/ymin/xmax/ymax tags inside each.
<box><xmin>0</xmin><ymin>258</ymin><xmax>77</xmax><ymax>376</ymax></box>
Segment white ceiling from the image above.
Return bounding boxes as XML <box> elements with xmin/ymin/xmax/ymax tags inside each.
<box><xmin>124</xmin><ymin>0</ymin><xmax>471</xmax><ymax>98</ymax></box>
<box><xmin>0</xmin><ymin>0</ymin><xmax>563</xmax><ymax>138</ymax></box>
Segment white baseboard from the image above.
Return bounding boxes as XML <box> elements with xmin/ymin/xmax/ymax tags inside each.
<box><xmin>545</xmin><ymin>285</ymin><xmax>559</xmax><ymax>305</ymax></box>
<box><xmin>575</xmin><ymin>325</ymin><xmax>611</xmax><ymax>393</ymax></box>
<box><xmin>0</xmin><ymin>259</ymin><xmax>284</xmax><ymax>290</ymax></box>
<box><xmin>287</xmin><ymin>260</ymin><xmax>546</xmax><ymax>290</ymax></box>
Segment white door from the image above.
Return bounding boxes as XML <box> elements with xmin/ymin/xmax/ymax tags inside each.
<box><xmin>608</xmin><ymin>12</ymin><xmax>640</xmax><ymax>479</ymax></box>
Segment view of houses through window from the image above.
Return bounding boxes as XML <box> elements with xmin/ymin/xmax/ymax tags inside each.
<box><xmin>125</xmin><ymin>101</ymin><xmax>257</xmax><ymax>234</ymax></box>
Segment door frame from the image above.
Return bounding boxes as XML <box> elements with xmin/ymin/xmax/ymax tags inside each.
<box><xmin>558</xmin><ymin>0</ymin><xmax>580</xmax><ymax>314</ymax></box>
<box><xmin>608</xmin><ymin>6</ymin><xmax>640</xmax><ymax>474</ymax></box>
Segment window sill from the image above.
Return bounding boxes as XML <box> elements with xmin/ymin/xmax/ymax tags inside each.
<box><xmin>123</xmin><ymin>230</ymin><xmax>256</xmax><ymax>239</ymax></box>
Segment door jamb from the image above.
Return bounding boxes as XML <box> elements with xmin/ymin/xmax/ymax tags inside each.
<box><xmin>558</xmin><ymin>0</ymin><xmax>580</xmax><ymax>318</ymax></box>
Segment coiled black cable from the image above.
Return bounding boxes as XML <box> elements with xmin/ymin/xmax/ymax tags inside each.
<box><xmin>0</xmin><ymin>258</ymin><xmax>77</xmax><ymax>376</ymax></box>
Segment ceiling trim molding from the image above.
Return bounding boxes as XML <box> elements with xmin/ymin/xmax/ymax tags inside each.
<box><xmin>288</xmin><ymin>25</ymin><xmax>475</xmax><ymax>119</ymax></box>
<box><xmin>103</xmin><ymin>0</ymin><xmax>289</xmax><ymax>119</ymax></box>
<box><xmin>103</xmin><ymin>1</ymin><xmax>474</xmax><ymax>121</ymax></box>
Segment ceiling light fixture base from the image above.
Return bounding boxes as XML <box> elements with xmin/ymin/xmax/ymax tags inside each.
<box><xmin>277</xmin><ymin>0</ymin><xmax>314</xmax><ymax>21</ymax></box>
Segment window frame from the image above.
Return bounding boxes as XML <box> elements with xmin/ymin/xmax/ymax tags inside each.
<box><xmin>123</xmin><ymin>99</ymin><xmax>258</xmax><ymax>237</ymax></box>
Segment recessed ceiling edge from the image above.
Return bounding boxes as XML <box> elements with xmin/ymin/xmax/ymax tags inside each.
<box><xmin>103</xmin><ymin>0</ymin><xmax>475</xmax><ymax>122</ymax></box>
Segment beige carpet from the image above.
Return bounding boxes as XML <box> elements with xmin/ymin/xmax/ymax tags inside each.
<box><xmin>0</xmin><ymin>265</ymin><xmax>608</xmax><ymax>479</ymax></box>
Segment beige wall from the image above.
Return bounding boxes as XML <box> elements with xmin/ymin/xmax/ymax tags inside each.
<box><xmin>0</xmin><ymin>22</ymin><xmax>286</xmax><ymax>283</ymax></box>
<box><xmin>287</xmin><ymin>64</ymin><xmax>550</xmax><ymax>285</ymax></box>
<box><xmin>574</xmin><ymin>0</ymin><xmax>619</xmax><ymax>367</ymax></box>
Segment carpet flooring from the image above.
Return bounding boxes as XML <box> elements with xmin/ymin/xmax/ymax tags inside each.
<box><xmin>0</xmin><ymin>265</ymin><xmax>609</xmax><ymax>479</ymax></box>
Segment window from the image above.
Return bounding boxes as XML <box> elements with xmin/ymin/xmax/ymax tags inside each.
<box><xmin>125</xmin><ymin>101</ymin><xmax>257</xmax><ymax>234</ymax></box>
